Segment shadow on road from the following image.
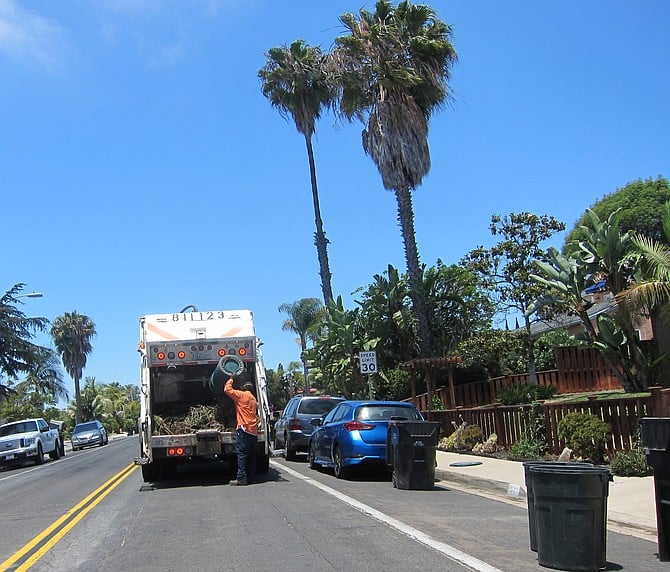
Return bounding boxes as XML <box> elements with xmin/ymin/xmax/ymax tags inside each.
<box><xmin>138</xmin><ymin>459</ymin><xmax>283</xmax><ymax>491</ymax></box>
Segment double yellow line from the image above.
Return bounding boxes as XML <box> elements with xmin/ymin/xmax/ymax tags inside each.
<box><xmin>0</xmin><ymin>463</ymin><xmax>138</xmax><ymax>572</ymax></box>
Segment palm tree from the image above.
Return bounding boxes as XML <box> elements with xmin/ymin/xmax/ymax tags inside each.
<box><xmin>98</xmin><ymin>382</ymin><xmax>127</xmax><ymax>430</ymax></box>
<box><xmin>23</xmin><ymin>348</ymin><xmax>69</xmax><ymax>407</ymax></box>
<box><xmin>619</xmin><ymin>200</ymin><xmax>670</xmax><ymax>314</ymax></box>
<box><xmin>278</xmin><ymin>298</ymin><xmax>324</xmax><ymax>393</ymax></box>
<box><xmin>71</xmin><ymin>377</ymin><xmax>103</xmax><ymax>422</ymax></box>
<box><xmin>51</xmin><ymin>311</ymin><xmax>96</xmax><ymax>424</ymax></box>
<box><xmin>331</xmin><ymin>1</ymin><xmax>457</xmax><ymax>357</ymax></box>
<box><xmin>259</xmin><ymin>40</ymin><xmax>336</xmax><ymax>305</ymax></box>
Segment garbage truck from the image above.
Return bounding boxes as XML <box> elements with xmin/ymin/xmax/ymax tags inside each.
<box><xmin>134</xmin><ymin>309</ymin><xmax>272</xmax><ymax>482</ymax></box>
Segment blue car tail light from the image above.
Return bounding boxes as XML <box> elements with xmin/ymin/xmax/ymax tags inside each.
<box><xmin>343</xmin><ymin>421</ymin><xmax>374</xmax><ymax>432</ymax></box>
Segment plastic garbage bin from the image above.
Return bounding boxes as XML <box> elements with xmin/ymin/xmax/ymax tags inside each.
<box><xmin>388</xmin><ymin>421</ymin><xmax>440</xmax><ymax>490</ymax></box>
<box><xmin>529</xmin><ymin>464</ymin><xmax>611</xmax><ymax>572</ymax></box>
<box><xmin>523</xmin><ymin>461</ymin><xmax>593</xmax><ymax>552</ymax></box>
<box><xmin>640</xmin><ymin>417</ymin><xmax>670</xmax><ymax>561</ymax></box>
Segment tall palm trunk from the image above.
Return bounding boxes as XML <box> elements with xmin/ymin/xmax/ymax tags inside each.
<box><xmin>394</xmin><ymin>186</ymin><xmax>432</xmax><ymax>357</ymax></box>
<box><xmin>74</xmin><ymin>374</ymin><xmax>82</xmax><ymax>424</ymax></box>
<box><xmin>305</xmin><ymin>134</ymin><xmax>334</xmax><ymax>306</ymax></box>
<box><xmin>299</xmin><ymin>333</ymin><xmax>310</xmax><ymax>395</ymax></box>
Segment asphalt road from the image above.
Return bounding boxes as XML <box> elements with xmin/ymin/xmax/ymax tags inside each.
<box><xmin>0</xmin><ymin>436</ymin><xmax>665</xmax><ymax>571</ymax></box>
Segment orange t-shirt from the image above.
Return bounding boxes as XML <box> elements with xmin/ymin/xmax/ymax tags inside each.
<box><xmin>224</xmin><ymin>379</ymin><xmax>259</xmax><ymax>435</ymax></box>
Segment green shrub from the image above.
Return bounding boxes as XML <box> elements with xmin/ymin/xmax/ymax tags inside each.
<box><xmin>610</xmin><ymin>448</ymin><xmax>650</xmax><ymax>477</ymax></box>
<box><xmin>557</xmin><ymin>412</ymin><xmax>611</xmax><ymax>462</ymax></box>
<box><xmin>439</xmin><ymin>424</ymin><xmax>484</xmax><ymax>452</ymax></box>
<box><xmin>497</xmin><ymin>383</ymin><xmax>557</xmax><ymax>405</ymax></box>
<box><xmin>610</xmin><ymin>428</ymin><xmax>650</xmax><ymax>477</ymax></box>
<box><xmin>431</xmin><ymin>395</ymin><xmax>444</xmax><ymax>410</ymax></box>
<box><xmin>508</xmin><ymin>436</ymin><xmax>546</xmax><ymax>461</ymax></box>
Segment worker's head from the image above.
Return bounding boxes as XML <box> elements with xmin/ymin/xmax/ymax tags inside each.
<box><xmin>242</xmin><ymin>382</ymin><xmax>254</xmax><ymax>392</ymax></box>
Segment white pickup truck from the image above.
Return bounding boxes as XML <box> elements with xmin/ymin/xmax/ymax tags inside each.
<box><xmin>0</xmin><ymin>418</ymin><xmax>63</xmax><ymax>467</ymax></box>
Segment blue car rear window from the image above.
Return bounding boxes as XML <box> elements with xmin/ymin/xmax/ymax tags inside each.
<box><xmin>356</xmin><ymin>406</ymin><xmax>421</xmax><ymax>421</ymax></box>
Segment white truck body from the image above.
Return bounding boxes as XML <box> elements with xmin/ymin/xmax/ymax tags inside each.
<box><xmin>0</xmin><ymin>418</ymin><xmax>62</xmax><ymax>466</ymax></box>
<box><xmin>135</xmin><ymin>309</ymin><xmax>272</xmax><ymax>482</ymax></box>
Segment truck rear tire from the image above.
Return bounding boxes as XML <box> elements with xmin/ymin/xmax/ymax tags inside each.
<box><xmin>141</xmin><ymin>461</ymin><xmax>159</xmax><ymax>483</ymax></box>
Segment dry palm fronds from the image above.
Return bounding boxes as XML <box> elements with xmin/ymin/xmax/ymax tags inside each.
<box><xmin>154</xmin><ymin>404</ymin><xmax>232</xmax><ymax>435</ymax></box>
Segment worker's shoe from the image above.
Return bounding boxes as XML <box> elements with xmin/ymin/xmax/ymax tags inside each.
<box><xmin>229</xmin><ymin>479</ymin><xmax>248</xmax><ymax>486</ymax></box>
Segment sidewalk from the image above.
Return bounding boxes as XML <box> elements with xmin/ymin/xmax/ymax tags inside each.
<box><xmin>434</xmin><ymin>450</ymin><xmax>658</xmax><ymax>542</ymax></box>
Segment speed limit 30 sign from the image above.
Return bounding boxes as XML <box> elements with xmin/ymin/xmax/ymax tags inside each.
<box><xmin>359</xmin><ymin>351</ymin><xmax>377</xmax><ymax>374</ymax></box>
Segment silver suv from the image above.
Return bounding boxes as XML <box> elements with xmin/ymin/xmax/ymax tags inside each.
<box><xmin>273</xmin><ymin>395</ymin><xmax>344</xmax><ymax>460</ymax></box>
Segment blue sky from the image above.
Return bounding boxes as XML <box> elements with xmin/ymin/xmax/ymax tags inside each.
<box><xmin>3</xmin><ymin>1</ymin><xmax>669</xmax><ymax>402</ymax></box>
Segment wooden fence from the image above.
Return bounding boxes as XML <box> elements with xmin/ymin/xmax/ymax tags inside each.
<box><xmin>422</xmin><ymin>386</ymin><xmax>670</xmax><ymax>456</ymax></box>
<box><xmin>411</xmin><ymin>346</ymin><xmax>622</xmax><ymax>411</ymax></box>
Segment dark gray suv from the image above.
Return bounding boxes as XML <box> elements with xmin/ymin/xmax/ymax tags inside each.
<box><xmin>273</xmin><ymin>395</ymin><xmax>344</xmax><ymax>460</ymax></box>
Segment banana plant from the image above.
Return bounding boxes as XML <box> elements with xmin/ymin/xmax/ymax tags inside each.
<box><xmin>528</xmin><ymin>243</ymin><xmax>647</xmax><ymax>391</ymax></box>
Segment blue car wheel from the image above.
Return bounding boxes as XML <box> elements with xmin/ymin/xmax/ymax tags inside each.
<box><xmin>333</xmin><ymin>446</ymin><xmax>349</xmax><ymax>479</ymax></box>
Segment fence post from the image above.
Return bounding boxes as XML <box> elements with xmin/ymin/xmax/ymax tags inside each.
<box><xmin>492</xmin><ymin>402</ymin><xmax>505</xmax><ymax>449</ymax></box>
<box><xmin>649</xmin><ymin>386</ymin><xmax>661</xmax><ymax>417</ymax></box>
<box><xmin>587</xmin><ymin>394</ymin><xmax>598</xmax><ymax>415</ymax></box>
<box><xmin>648</xmin><ymin>386</ymin><xmax>670</xmax><ymax>417</ymax></box>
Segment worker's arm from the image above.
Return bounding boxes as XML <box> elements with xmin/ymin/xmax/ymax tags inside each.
<box><xmin>224</xmin><ymin>378</ymin><xmax>241</xmax><ymax>401</ymax></box>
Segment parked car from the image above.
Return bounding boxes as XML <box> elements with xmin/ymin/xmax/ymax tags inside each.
<box><xmin>273</xmin><ymin>395</ymin><xmax>345</xmax><ymax>460</ymax></box>
<box><xmin>71</xmin><ymin>420</ymin><xmax>108</xmax><ymax>451</ymax></box>
<box><xmin>307</xmin><ymin>400</ymin><xmax>424</xmax><ymax>479</ymax></box>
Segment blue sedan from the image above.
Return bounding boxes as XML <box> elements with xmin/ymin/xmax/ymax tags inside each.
<box><xmin>307</xmin><ymin>400</ymin><xmax>424</xmax><ymax>479</ymax></box>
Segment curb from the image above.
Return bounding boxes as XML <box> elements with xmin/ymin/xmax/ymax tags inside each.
<box><xmin>435</xmin><ymin>469</ymin><xmax>526</xmax><ymax>501</ymax></box>
<box><xmin>435</xmin><ymin>468</ymin><xmax>658</xmax><ymax>542</ymax></box>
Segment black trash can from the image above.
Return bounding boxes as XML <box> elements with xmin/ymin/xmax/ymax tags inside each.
<box><xmin>387</xmin><ymin>421</ymin><xmax>440</xmax><ymax>490</ymax></box>
<box><xmin>523</xmin><ymin>461</ymin><xmax>593</xmax><ymax>552</ymax></box>
<box><xmin>640</xmin><ymin>417</ymin><xmax>670</xmax><ymax>561</ymax></box>
<box><xmin>529</xmin><ymin>465</ymin><xmax>611</xmax><ymax>572</ymax></box>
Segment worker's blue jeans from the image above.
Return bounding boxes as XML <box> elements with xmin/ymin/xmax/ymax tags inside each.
<box><xmin>236</xmin><ymin>428</ymin><xmax>257</xmax><ymax>483</ymax></box>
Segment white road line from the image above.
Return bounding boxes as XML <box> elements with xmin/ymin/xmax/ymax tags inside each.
<box><xmin>274</xmin><ymin>461</ymin><xmax>504</xmax><ymax>572</ymax></box>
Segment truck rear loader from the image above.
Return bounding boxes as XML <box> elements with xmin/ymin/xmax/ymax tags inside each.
<box><xmin>134</xmin><ymin>309</ymin><xmax>271</xmax><ymax>482</ymax></box>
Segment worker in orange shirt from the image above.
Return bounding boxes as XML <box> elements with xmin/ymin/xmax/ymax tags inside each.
<box><xmin>224</xmin><ymin>378</ymin><xmax>258</xmax><ymax>486</ymax></box>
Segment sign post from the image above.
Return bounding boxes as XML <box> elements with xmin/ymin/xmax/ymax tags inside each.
<box><xmin>359</xmin><ymin>351</ymin><xmax>377</xmax><ymax>399</ymax></box>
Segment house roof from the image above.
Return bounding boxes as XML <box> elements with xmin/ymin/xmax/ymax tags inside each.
<box><xmin>527</xmin><ymin>298</ymin><xmax>616</xmax><ymax>337</ymax></box>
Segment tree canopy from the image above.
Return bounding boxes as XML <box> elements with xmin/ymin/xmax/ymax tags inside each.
<box><xmin>0</xmin><ymin>283</ymin><xmax>50</xmax><ymax>400</ymax></box>
<box><xmin>564</xmin><ymin>176</ymin><xmax>670</xmax><ymax>249</ymax></box>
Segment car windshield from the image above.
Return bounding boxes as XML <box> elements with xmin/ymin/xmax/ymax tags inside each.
<box><xmin>0</xmin><ymin>421</ymin><xmax>38</xmax><ymax>436</ymax></box>
<box><xmin>73</xmin><ymin>422</ymin><xmax>98</xmax><ymax>433</ymax></box>
<box><xmin>356</xmin><ymin>405</ymin><xmax>422</xmax><ymax>422</ymax></box>
<box><xmin>297</xmin><ymin>399</ymin><xmax>341</xmax><ymax>415</ymax></box>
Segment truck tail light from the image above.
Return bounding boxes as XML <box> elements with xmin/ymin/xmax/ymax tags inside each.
<box><xmin>218</xmin><ymin>349</ymin><xmax>226</xmax><ymax>357</ymax></box>
<box><xmin>156</xmin><ymin>352</ymin><xmax>165</xmax><ymax>360</ymax></box>
<box><xmin>168</xmin><ymin>447</ymin><xmax>186</xmax><ymax>457</ymax></box>
<box><xmin>238</xmin><ymin>347</ymin><xmax>247</xmax><ymax>356</ymax></box>
<box><xmin>177</xmin><ymin>351</ymin><xmax>186</xmax><ymax>359</ymax></box>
